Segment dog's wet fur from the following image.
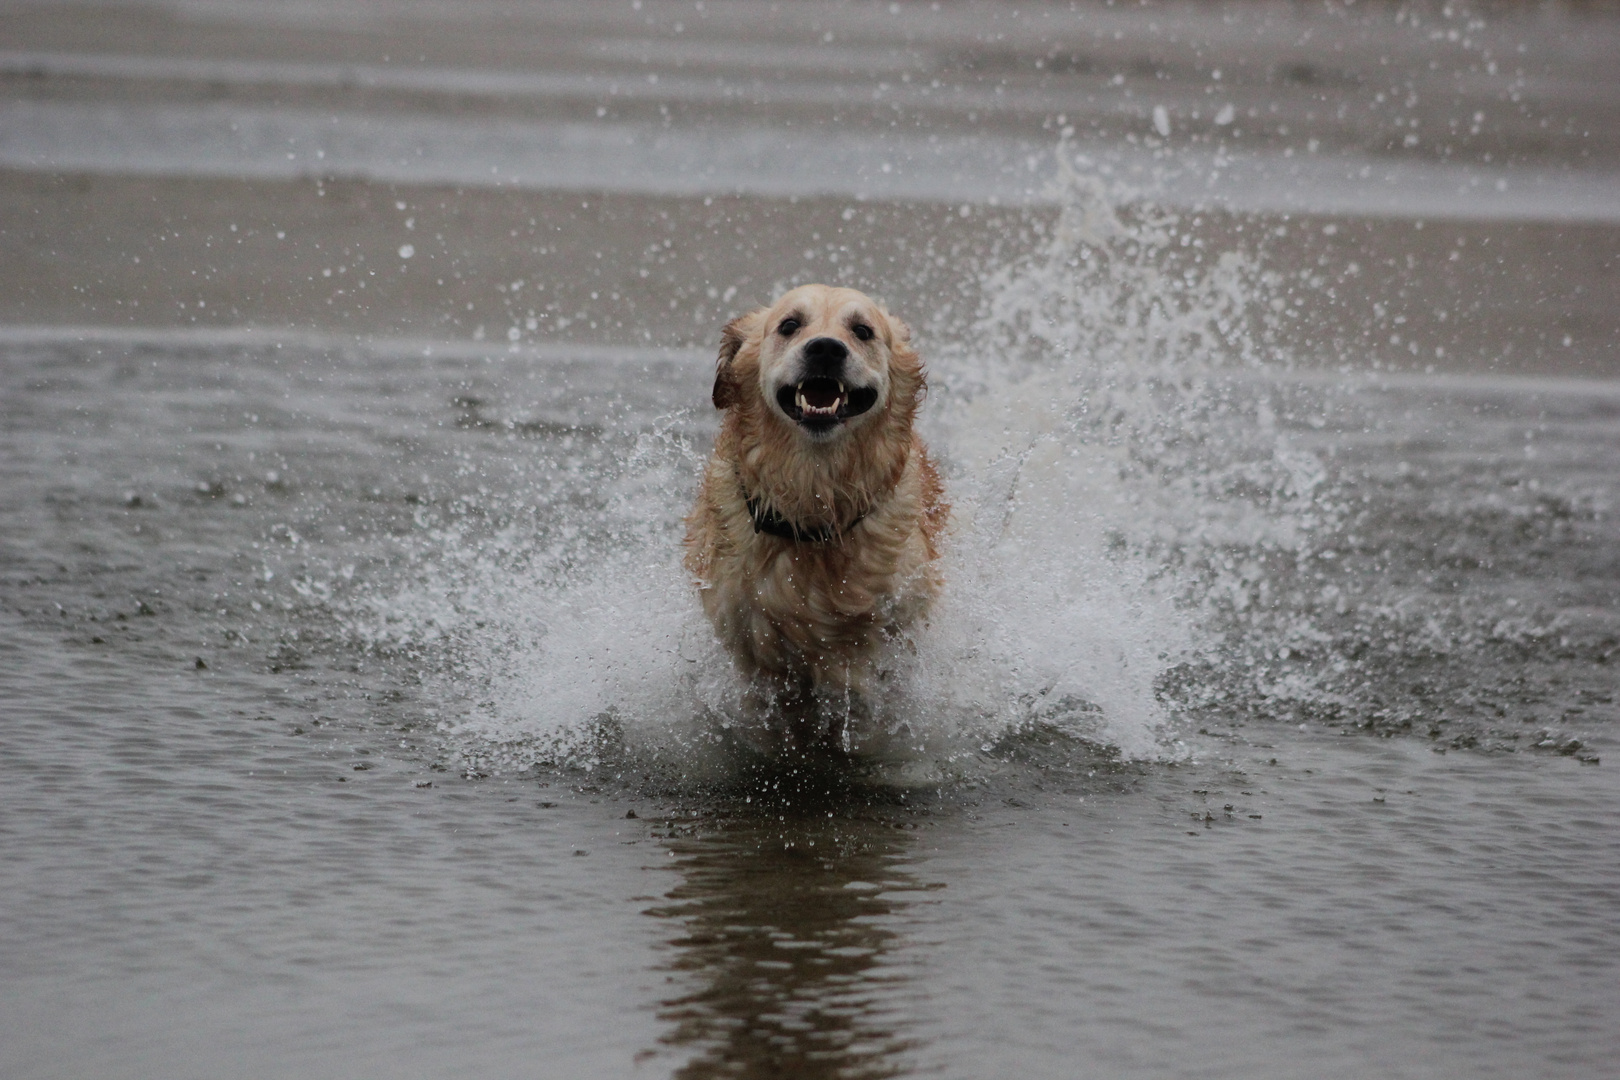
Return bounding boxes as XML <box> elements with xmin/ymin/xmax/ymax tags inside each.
<box><xmin>685</xmin><ymin>285</ymin><xmax>948</xmax><ymax>755</ymax></box>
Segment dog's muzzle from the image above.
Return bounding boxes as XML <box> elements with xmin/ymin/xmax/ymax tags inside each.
<box><xmin>773</xmin><ymin>337</ymin><xmax>880</xmax><ymax>433</ymax></box>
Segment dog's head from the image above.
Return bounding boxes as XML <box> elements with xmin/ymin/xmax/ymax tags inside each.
<box><xmin>711</xmin><ymin>284</ymin><xmax>921</xmax><ymax>445</ymax></box>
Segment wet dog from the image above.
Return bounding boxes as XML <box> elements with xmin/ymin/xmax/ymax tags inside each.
<box><xmin>684</xmin><ymin>284</ymin><xmax>947</xmax><ymax>751</ymax></box>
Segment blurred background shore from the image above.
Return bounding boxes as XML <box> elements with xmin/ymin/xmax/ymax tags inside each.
<box><xmin>3</xmin><ymin>0</ymin><xmax>1617</xmax><ymax>374</ymax></box>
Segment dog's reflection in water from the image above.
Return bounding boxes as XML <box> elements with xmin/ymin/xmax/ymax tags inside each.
<box><xmin>642</xmin><ymin>784</ymin><xmax>932</xmax><ymax>1079</ymax></box>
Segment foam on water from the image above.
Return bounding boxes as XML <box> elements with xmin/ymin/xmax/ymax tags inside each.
<box><xmin>333</xmin><ymin>148</ymin><xmax>1347</xmax><ymax>782</ymax></box>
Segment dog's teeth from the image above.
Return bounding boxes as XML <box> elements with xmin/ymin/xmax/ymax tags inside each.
<box><xmin>793</xmin><ymin>380</ymin><xmax>846</xmax><ymax>416</ymax></box>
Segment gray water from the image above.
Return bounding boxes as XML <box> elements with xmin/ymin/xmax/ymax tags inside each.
<box><xmin>3</xmin><ymin>3</ymin><xmax>1619</xmax><ymax>1078</ymax></box>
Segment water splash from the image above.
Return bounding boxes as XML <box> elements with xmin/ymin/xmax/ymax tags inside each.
<box><xmin>913</xmin><ymin>152</ymin><xmax>1330</xmax><ymax>761</ymax></box>
<box><xmin>332</xmin><ymin>148</ymin><xmax>1356</xmax><ymax>781</ymax></box>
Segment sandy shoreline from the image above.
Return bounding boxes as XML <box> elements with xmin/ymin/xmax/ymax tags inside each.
<box><xmin>5</xmin><ymin>168</ymin><xmax>1614</xmax><ymax>375</ymax></box>
<box><xmin>4</xmin><ymin>1</ymin><xmax>1617</xmax><ymax>374</ymax></box>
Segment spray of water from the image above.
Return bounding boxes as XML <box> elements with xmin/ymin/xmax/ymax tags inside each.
<box><xmin>904</xmin><ymin>152</ymin><xmax>1346</xmax><ymax>762</ymax></box>
<box><xmin>336</xmin><ymin>147</ymin><xmax>1346</xmax><ymax>784</ymax></box>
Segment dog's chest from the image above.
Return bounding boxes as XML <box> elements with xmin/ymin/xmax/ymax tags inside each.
<box><xmin>705</xmin><ymin>507</ymin><xmax>933</xmax><ymax>670</ymax></box>
<box><xmin>751</xmin><ymin>545</ymin><xmax>884</xmax><ymax>624</ymax></box>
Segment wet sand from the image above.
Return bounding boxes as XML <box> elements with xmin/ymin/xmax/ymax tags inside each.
<box><xmin>4</xmin><ymin>169</ymin><xmax>1616</xmax><ymax>375</ymax></box>
<box><xmin>4</xmin><ymin>0</ymin><xmax>1617</xmax><ymax>374</ymax></box>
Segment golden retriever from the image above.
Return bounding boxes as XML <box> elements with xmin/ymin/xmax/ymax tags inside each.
<box><xmin>684</xmin><ymin>284</ymin><xmax>947</xmax><ymax>751</ymax></box>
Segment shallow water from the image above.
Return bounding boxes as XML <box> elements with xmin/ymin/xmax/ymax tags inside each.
<box><xmin>4</xmin><ymin>321</ymin><xmax>1617</xmax><ymax>1077</ymax></box>
<box><xmin>3</xmin><ymin>2</ymin><xmax>1620</xmax><ymax>1078</ymax></box>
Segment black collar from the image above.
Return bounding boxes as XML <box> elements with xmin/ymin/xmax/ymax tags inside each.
<box><xmin>744</xmin><ymin>491</ymin><xmax>866</xmax><ymax>544</ymax></box>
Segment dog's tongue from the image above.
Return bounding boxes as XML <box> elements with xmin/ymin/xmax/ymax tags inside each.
<box><xmin>799</xmin><ymin>378</ymin><xmax>843</xmax><ymax>411</ymax></box>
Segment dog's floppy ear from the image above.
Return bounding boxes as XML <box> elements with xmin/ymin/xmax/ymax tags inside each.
<box><xmin>882</xmin><ymin>310</ymin><xmax>913</xmax><ymax>345</ymax></box>
<box><xmin>881</xmin><ymin>308</ymin><xmax>926</xmax><ymax>404</ymax></box>
<box><xmin>712</xmin><ymin>308</ymin><xmax>762</xmax><ymax>410</ymax></box>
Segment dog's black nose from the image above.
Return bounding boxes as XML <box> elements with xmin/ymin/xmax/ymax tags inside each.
<box><xmin>800</xmin><ymin>336</ymin><xmax>849</xmax><ymax>379</ymax></box>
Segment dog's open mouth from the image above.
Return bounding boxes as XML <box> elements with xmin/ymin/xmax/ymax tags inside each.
<box><xmin>775</xmin><ymin>378</ymin><xmax>880</xmax><ymax>430</ymax></box>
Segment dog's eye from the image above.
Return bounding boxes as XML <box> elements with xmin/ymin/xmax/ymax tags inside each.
<box><xmin>777</xmin><ymin>318</ymin><xmax>801</xmax><ymax>337</ymax></box>
<box><xmin>851</xmin><ymin>323</ymin><xmax>874</xmax><ymax>342</ymax></box>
